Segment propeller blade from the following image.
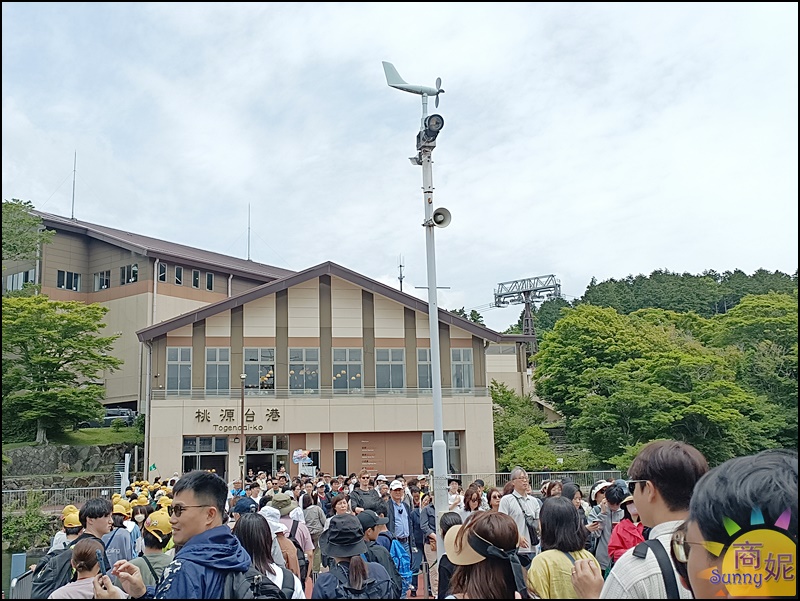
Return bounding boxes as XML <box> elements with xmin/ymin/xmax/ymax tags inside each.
<box><xmin>436</xmin><ymin>77</ymin><xmax>442</xmax><ymax>90</ymax></box>
<box><xmin>435</xmin><ymin>95</ymin><xmax>439</xmax><ymax>108</ymax></box>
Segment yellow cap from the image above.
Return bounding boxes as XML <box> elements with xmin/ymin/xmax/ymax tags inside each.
<box><xmin>156</xmin><ymin>496</ymin><xmax>172</xmax><ymax>507</ymax></box>
<box><xmin>63</xmin><ymin>512</ymin><xmax>82</xmax><ymax>528</ymax></box>
<box><xmin>144</xmin><ymin>509</ymin><xmax>172</xmax><ymax>542</ymax></box>
<box><xmin>61</xmin><ymin>504</ymin><xmax>79</xmax><ymax>517</ymax></box>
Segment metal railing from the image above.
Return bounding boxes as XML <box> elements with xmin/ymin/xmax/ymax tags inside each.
<box><xmin>10</xmin><ymin>569</ymin><xmax>34</xmax><ymax>599</ymax></box>
<box><xmin>2</xmin><ymin>486</ymin><xmax>114</xmax><ymax>511</ymax></box>
<box><xmin>152</xmin><ymin>386</ymin><xmax>490</xmax><ymax>400</ymax></box>
<box><xmin>441</xmin><ymin>471</ymin><xmax>623</xmax><ymax>494</ymax></box>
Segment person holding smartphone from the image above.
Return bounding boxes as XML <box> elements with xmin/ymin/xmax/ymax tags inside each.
<box><xmin>585</xmin><ymin>483</ymin><xmax>626</xmax><ymax>575</ymax></box>
<box><xmin>48</xmin><ymin>538</ymin><xmax>125</xmax><ymax>599</ymax></box>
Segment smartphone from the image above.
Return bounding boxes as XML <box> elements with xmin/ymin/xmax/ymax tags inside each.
<box><xmin>96</xmin><ymin>549</ymin><xmax>107</xmax><ymax>576</ymax></box>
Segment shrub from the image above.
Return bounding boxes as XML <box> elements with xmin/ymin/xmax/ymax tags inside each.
<box><xmin>1</xmin><ymin>492</ymin><xmax>59</xmax><ymax>552</ymax></box>
<box><xmin>111</xmin><ymin>418</ymin><xmax>126</xmax><ymax>432</ymax></box>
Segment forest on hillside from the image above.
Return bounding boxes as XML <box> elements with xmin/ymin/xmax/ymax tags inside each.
<box><xmin>503</xmin><ymin>268</ymin><xmax>797</xmax><ymax>468</ymax></box>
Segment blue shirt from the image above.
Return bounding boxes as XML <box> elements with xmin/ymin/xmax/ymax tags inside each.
<box><xmin>392</xmin><ymin>501</ymin><xmax>409</xmax><ymax>540</ymax></box>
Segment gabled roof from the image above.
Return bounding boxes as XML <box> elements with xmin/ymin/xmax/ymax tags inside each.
<box><xmin>33</xmin><ymin>210</ymin><xmax>294</xmax><ymax>282</ymax></box>
<box><xmin>136</xmin><ymin>261</ymin><xmax>535</xmax><ymax>344</ymax></box>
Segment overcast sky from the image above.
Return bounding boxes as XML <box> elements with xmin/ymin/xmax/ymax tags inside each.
<box><xmin>3</xmin><ymin>3</ymin><xmax>797</xmax><ymax>332</ymax></box>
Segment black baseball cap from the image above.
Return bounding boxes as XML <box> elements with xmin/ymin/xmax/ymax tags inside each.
<box><xmin>357</xmin><ymin>509</ymin><xmax>389</xmax><ymax>531</ymax></box>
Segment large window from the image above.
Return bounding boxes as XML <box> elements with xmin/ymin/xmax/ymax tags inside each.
<box><xmin>376</xmin><ymin>348</ymin><xmax>404</xmax><ymax>390</ymax></box>
<box><xmin>422</xmin><ymin>431</ymin><xmax>461</xmax><ymax>474</ymax></box>
<box><xmin>57</xmin><ymin>270</ymin><xmax>82</xmax><ymax>291</ymax></box>
<box><xmin>158</xmin><ymin>263</ymin><xmax>167</xmax><ymax>282</ymax></box>
<box><xmin>167</xmin><ymin>347</ymin><xmax>192</xmax><ymax>394</ymax></box>
<box><xmin>205</xmin><ymin>348</ymin><xmax>230</xmax><ymax>394</ymax></box>
<box><xmin>120</xmin><ymin>264</ymin><xmax>138</xmax><ymax>285</ymax></box>
<box><xmin>175</xmin><ymin>266</ymin><xmax>183</xmax><ymax>286</ymax></box>
<box><xmin>182</xmin><ymin>436</ymin><xmax>228</xmax><ymax>480</ymax></box>
<box><xmin>93</xmin><ymin>270</ymin><xmax>110</xmax><ymax>291</ymax></box>
<box><xmin>6</xmin><ymin>269</ymin><xmax>35</xmax><ymax>292</ymax></box>
<box><xmin>333</xmin><ymin>348</ymin><xmax>362</xmax><ymax>392</ymax></box>
<box><xmin>289</xmin><ymin>348</ymin><xmax>319</xmax><ymax>392</ymax></box>
<box><xmin>244</xmin><ymin>348</ymin><xmax>275</xmax><ymax>391</ymax></box>
<box><xmin>417</xmin><ymin>348</ymin><xmax>433</xmax><ymax>390</ymax></box>
<box><xmin>451</xmin><ymin>348</ymin><xmax>474</xmax><ymax>390</ymax></box>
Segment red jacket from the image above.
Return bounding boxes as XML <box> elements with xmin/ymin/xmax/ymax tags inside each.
<box><xmin>607</xmin><ymin>518</ymin><xmax>645</xmax><ymax>562</ymax></box>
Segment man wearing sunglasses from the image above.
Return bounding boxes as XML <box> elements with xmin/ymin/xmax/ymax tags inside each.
<box><xmin>571</xmin><ymin>440</ymin><xmax>708</xmax><ymax>599</ymax></box>
<box><xmin>672</xmin><ymin>449</ymin><xmax>797</xmax><ymax>599</ymax></box>
<box><xmin>94</xmin><ymin>470</ymin><xmax>251</xmax><ymax>599</ymax></box>
<box><xmin>350</xmin><ymin>469</ymin><xmax>383</xmax><ymax>515</ymax></box>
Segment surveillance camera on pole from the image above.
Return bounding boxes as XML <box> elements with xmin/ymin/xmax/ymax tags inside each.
<box><xmin>383</xmin><ymin>60</ymin><xmax>450</xmax><ymax>562</ymax></box>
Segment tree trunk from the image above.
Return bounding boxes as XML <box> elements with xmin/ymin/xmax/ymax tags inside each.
<box><xmin>36</xmin><ymin>419</ymin><xmax>49</xmax><ymax>445</ymax></box>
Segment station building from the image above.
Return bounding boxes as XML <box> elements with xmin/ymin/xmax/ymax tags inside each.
<box><xmin>136</xmin><ymin>262</ymin><xmax>532</xmax><ymax>480</ymax></box>
<box><xmin>4</xmin><ymin>210</ymin><xmax>532</xmax><ymax>479</ymax></box>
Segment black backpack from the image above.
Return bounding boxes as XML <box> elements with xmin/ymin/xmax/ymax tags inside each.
<box><xmin>223</xmin><ymin>565</ymin><xmax>295</xmax><ymax>599</ymax></box>
<box><xmin>287</xmin><ymin>520</ymin><xmax>309</xmax><ymax>582</ymax></box>
<box><xmin>30</xmin><ymin>547</ymin><xmax>76</xmax><ymax>599</ymax></box>
<box><xmin>332</xmin><ymin>563</ymin><xmax>379</xmax><ymax>599</ymax></box>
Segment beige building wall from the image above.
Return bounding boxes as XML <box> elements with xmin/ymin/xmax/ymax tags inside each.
<box><xmin>374</xmin><ymin>297</ymin><xmax>405</xmax><ymax>339</ymax></box>
<box><xmin>243</xmin><ymin>296</ymin><xmax>276</xmax><ymax>338</ymax></box>
<box><xmin>416</xmin><ymin>313</ymin><xmax>432</xmax><ymax>340</ymax></box>
<box><xmin>331</xmin><ymin>277</ymin><xmax>362</xmax><ymax>337</ymax></box>
<box><xmin>288</xmin><ymin>280</ymin><xmax>319</xmax><ymax>338</ymax></box>
<box><xmin>206</xmin><ymin>310</ymin><xmax>231</xmax><ymax>337</ymax></box>
<box><xmin>156</xmin><ymin>295</ymin><xmax>209</xmax><ymax>326</ymax></box>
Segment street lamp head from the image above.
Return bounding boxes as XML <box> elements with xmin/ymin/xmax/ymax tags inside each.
<box><xmin>240</xmin><ymin>374</ymin><xmax>247</xmax><ymax>380</ymax></box>
<box><xmin>425</xmin><ymin>114</ymin><xmax>444</xmax><ymax>133</ymax></box>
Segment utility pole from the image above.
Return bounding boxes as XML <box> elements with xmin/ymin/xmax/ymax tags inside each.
<box><xmin>383</xmin><ymin>61</ymin><xmax>450</xmax><ymax>561</ymax></box>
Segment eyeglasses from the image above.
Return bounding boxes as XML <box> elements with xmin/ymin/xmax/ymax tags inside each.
<box><xmin>490</xmin><ymin>494</ymin><xmax>501</xmax><ymax>500</ymax></box>
<box><xmin>627</xmin><ymin>480</ymin><xmax>647</xmax><ymax>495</ymax></box>
<box><xmin>167</xmin><ymin>504</ymin><xmax>210</xmax><ymax>517</ymax></box>
<box><xmin>360</xmin><ymin>476</ymin><xmax>370</xmax><ymax>480</ymax></box>
<box><xmin>670</xmin><ymin>525</ymin><xmax>707</xmax><ymax>585</ymax></box>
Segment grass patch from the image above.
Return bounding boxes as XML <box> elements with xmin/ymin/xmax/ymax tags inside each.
<box><xmin>2</xmin><ymin>427</ymin><xmax>142</xmax><ymax>451</ymax></box>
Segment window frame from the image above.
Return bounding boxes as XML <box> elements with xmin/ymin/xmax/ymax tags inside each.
<box><xmin>205</xmin><ymin>347</ymin><xmax>231</xmax><ymax>395</ymax></box>
<box><xmin>332</xmin><ymin>348</ymin><xmax>363</xmax><ymax>392</ymax></box>
<box><xmin>289</xmin><ymin>348</ymin><xmax>320</xmax><ymax>392</ymax></box>
<box><xmin>166</xmin><ymin>346</ymin><xmax>192</xmax><ymax>394</ymax></box>
<box><xmin>158</xmin><ymin>263</ymin><xmax>167</xmax><ymax>283</ymax></box>
<box><xmin>376</xmin><ymin>348</ymin><xmax>405</xmax><ymax>390</ymax></box>
<box><xmin>175</xmin><ymin>266</ymin><xmax>183</xmax><ymax>286</ymax></box>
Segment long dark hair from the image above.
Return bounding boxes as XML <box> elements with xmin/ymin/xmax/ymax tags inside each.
<box><xmin>232</xmin><ymin>513</ymin><xmax>277</xmax><ymax>575</ymax></box>
<box><xmin>540</xmin><ymin>496</ymin><xmax>587</xmax><ymax>552</ymax></box>
<box><xmin>449</xmin><ymin>512</ymin><xmax>519</xmax><ymax>599</ymax></box>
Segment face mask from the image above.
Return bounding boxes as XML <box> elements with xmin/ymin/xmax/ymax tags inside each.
<box><xmin>134</xmin><ymin>514</ymin><xmax>145</xmax><ymax>523</ymax></box>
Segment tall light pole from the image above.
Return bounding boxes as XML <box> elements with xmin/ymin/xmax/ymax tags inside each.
<box><xmin>383</xmin><ymin>61</ymin><xmax>450</xmax><ymax>561</ymax></box>
<box><xmin>239</xmin><ymin>373</ymin><xmax>246</xmax><ymax>481</ymax></box>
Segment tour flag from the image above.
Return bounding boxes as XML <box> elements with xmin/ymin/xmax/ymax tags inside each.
<box><xmin>149</xmin><ymin>463</ymin><xmax>157</xmax><ymax>471</ymax></box>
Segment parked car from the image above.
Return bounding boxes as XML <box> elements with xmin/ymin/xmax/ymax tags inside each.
<box><xmin>78</xmin><ymin>408</ymin><xmax>137</xmax><ymax>428</ymax></box>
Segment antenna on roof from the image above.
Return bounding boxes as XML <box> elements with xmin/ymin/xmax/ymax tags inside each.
<box><xmin>398</xmin><ymin>255</ymin><xmax>405</xmax><ymax>292</ymax></box>
<box><xmin>70</xmin><ymin>151</ymin><xmax>77</xmax><ymax>220</ymax></box>
<box><xmin>247</xmin><ymin>204</ymin><xmax>251</xmax><ymax>261</ymax></box>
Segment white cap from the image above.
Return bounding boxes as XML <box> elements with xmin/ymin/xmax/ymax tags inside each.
<box><xmin>389</xmin><ymin>480</ymin><xmax>404</xmax><ymax>490</ymax></box>
<box><xmin>418</xmin><ymin>474</ymin><xmax>428</xmax><ymax>480</ymax></box>
<box><xmin>376</xmin><ymin>474</ymin><xmax>388</xmax><ymax>482</ymax></box>
<box><xmin>316</xmin><ymin>481</ymin><xmax>326</xmax><ymax>487</ymax></box>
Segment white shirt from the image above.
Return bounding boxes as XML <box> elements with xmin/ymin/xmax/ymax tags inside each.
<box><xmin>266</xmin><ymin>566</ymin><xmax>306</xmax><ymax>599</ymax></box>
<box><xmin>600</xmin><ymin>520</ymin><xmax>693</xmax><ymax>599</ymax></box>
<box><xmin>498</xmin><ymin>489</ymin><xmax>541</xmax><ymax>555</ymax></box>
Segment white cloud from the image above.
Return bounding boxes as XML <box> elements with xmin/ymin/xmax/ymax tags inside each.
<box><xmin>3</xmin><ymin>3</ymin><xmax>797</xmax><ymax>333</ymax></box>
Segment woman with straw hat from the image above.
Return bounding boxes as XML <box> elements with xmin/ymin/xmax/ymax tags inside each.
<box><xmin>443</xmin><ymin>511</ymin><xmax>530</xmax><ymax>599</ymax></box>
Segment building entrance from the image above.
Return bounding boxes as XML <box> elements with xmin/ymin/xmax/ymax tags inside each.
<box><xmin>245</xmin><ymin>434</ymin><xmax>289</xmax><ymax>478</ymax></box>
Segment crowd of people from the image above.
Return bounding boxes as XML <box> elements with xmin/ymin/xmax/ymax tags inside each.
<box><xmin>27</xmin><ymin>442</ymin><xmax>797</xmax><ymax>599</ymax></box>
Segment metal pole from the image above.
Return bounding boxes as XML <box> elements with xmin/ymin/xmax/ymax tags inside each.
<box><xmin>240</xmin><ymin>374</ymin><xmax>246</xmax><ymax>481</ymax></box>
<box><xmin>421</xmin><ymin>144</ymin><xmax>449</xmax><ymax>562</ymax></box>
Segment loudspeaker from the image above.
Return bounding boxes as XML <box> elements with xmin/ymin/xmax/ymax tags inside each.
<box><xmin>432</xmin><ymin>207</ymin><xmax>451</xmax><ymax>228</ymax></box>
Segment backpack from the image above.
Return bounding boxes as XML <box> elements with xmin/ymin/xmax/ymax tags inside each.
<box><xmin>388</xmin><ymin>538</ymin><xmax>413</xmax><ymax>579</ymax></box>
<box><xmin>223</xmin><ymin>565</ymin><xmax>295</xmax><ymax>599</ymax></box>
<box><xmin>30</xmin><ymin>546</ymin><xmax>76</xmax><ymax>599</ymax></box>
<box><xmin>331</xmin><ymin>563</ymin><xmax>378</xmax><ymax>599</ymax></box>
<box><xmin>287</xmin><ymin>520</ymin><xmax>309</xmax><ymax>582</ymax></box>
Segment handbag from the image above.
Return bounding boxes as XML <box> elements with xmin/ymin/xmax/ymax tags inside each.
<box><xmin>514</xmin><ymin>495</ymin><xmax>540</xmax><ymax>547</ymax></box>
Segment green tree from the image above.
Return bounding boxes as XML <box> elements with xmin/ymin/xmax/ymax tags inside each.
<box><xmin>497</xmin><ymin>426</ymin><xmax>557</xmax><ymax>471</ymax></box>
<box><xmin>468</xmin><ymin>309</ymin><xmax>484</xmax><ymax>325</ymax></box>
<box><xmin>2</xmin><ymin>295</ymin><xmax>123</xmax><ymax>444</ymax></box>
<box><xmin>2</xmin><ymin>198</ymin><xmax>54</xmax><ymax>263</ymax></box>
<box><xmin>491</xmin><ymin>380</ymin><xmax>545</xmax><ymax>459</ymax></box>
